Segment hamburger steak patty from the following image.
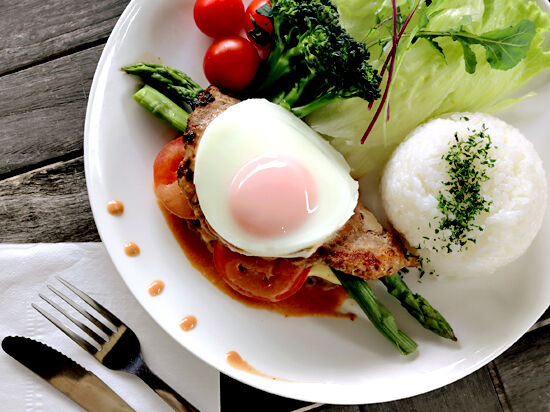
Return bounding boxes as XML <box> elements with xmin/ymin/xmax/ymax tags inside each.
<box><xmin>178</xmin><ymin>87</ymin><xmax>412</xmax><ymax>280</ymax></box>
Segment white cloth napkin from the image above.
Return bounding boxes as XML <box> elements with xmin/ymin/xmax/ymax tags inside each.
<box><xmin>0</xmin><ymin>243</ymin><xmax>220</xmax><ymax>412</ymax></box>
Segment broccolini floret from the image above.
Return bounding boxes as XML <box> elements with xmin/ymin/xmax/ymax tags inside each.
<box><xmin>251</xmin><ymin>0</ymin><xmax>381</xmax><ymax>118</ymax></box>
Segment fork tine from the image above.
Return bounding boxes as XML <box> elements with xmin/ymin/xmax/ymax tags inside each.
<box><xmin>39</xmin><ymin>293</ymin><xmax>107</xmax><ymax>346</ymax></box>
<box><xmin>56</xmin><ymin>276</ymin><xmax>122</xmax><ymax>327</ymax></box>
<box><xmin>32</xmin><ymin>303</ymin><xmax>98</xmax><ymax>355</ymax></box>
<box><xmin>47</xmin><ymin>284</ymin><xmax>114</xmax><ymax>336</ymax></box>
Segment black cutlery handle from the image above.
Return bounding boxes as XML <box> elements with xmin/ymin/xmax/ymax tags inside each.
<box><xmin>135</xmin><ymin>363</ymin><xmax>200</xmax><ymax>412</ymax></box>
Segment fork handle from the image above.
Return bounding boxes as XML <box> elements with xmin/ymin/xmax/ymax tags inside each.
<box><xmin>135</xmin><ymin>363</ymin><xmax>200</xmax><ymax>412</ymax></box>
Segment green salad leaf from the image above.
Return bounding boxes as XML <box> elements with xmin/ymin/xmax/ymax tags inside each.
<box><xmin>307</xmin><ymin>0</ymin><xmax>550</xmax><ymax>177</ymax></box>
<box><xmin>418</xmin><ymin>19</ymin><xmax>537</xmax><ymax>74</ymax></box>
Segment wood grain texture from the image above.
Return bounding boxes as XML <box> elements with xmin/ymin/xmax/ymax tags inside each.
<box><xmin>318</xmin><ymin>406</ymin><xmax>360</xmax><ymax>412</ymax></box>
<box><xmin>0</xmin><ymin>0</ymin><xmax>129</xmax><ymax>75</ymax></box>
<box><xmin>537</xmin><ymin>306</ymin><xmax>550</xmax><ymax>323</ymax></box>
<box><xmin>492</xmin><ymin>326</ymin><xmax>550</xmax><ymax>412</ymax></box>
<box><xmin>357</xmin><ymin>367</ymin><xmax>502</xmax><ymax>412</ymax></box>
<box><xmin>0</xmin><ymin>157</ymin><xmax>100</xmax><ymax>242</ymax></box>
<box><xmin>0</xmin><ymin>46</ymin><xmax>102</xmax><ymax>178</ymax></box>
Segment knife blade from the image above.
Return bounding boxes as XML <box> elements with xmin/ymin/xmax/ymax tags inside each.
<box><xmin>2</xmin><ymin>336</ymin><xmax>135</xmax><ymax>412</ymax></box>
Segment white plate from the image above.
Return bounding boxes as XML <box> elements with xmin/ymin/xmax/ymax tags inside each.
<box><xmin>84</xmin><ymin>0</ymin><xmax>550</xmax><ymax>404</ymax></box>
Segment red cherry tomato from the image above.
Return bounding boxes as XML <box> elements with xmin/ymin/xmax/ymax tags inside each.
<box><xmin>245</xmin><ymin>0</ymin><xmax>273</xmax><ymax>38</ymax></box>
<box><xmin>245</xmin><ymin>0</ymin><xmax>272</xmax><ymax>59</ymax></box>
<box><xmin>153</xmin><ymin>137</ymin><xmax>194</xmax><ymax>219</ymax></box>
<box><xmin>193</xmin><ymin>0</ymin><xmax>245</xmax><ymax>38</ymax></box>
<box><xmin>213</xmin><ymin>242</ymin><xmax>310</xmax><ymax>302</ymax></box>
<box><xmin>203</xmin><ymin>36</ymin><xmax>260</xmax><ymax>91</ymax></box>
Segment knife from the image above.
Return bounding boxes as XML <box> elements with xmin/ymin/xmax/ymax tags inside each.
<box><xmin>2</xmin><ymin>336</ymin><xmax>135</xmax><ymax>412</ymax></box>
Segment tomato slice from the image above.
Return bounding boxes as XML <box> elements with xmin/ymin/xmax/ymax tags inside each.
<box><xmin>153</xmin><ymin>137</ymin><xmax>194</xmax><ymax>219</ymax></box>
<box><xmin>213</xmin><ymin>242</ymin><xmax>310</xmax><ymax>302</ymax></box>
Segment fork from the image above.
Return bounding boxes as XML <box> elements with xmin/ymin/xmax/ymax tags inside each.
<box><xmin>32</xmin><ymin>276</ymin><xmax>200</xmax><ymax>412</ymax></box>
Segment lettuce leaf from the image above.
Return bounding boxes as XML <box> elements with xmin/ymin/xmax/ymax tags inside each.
<box><xmin>307</xmin><ymin>0</ymin><xmax>550</xmax><ymax>177</ymax></box>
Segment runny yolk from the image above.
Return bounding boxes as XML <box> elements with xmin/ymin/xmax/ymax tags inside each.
<box><xmin>229</xmin><ymin>155</ymin><xmax>318</xmax><ymax>238</ymax></box>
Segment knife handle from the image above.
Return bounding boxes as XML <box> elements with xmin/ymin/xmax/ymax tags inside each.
<box><xmin>135</xmin><ymin>363</ymin><xmax>200</xmax><ymax>412</ymax></box>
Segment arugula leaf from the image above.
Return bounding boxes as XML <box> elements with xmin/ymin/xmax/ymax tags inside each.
<box><xmin>465</xmin><ymin>19</ymin><xmax>535</xmax><ymax>70</ymax></box>
<box><xmin>425</xmin><ymin>38</ymin><xmax>446</xmax><ymax>60</ymax></box>
<box><xmin>455</xmin><ymin>38</ymin><xmax>478</xmax><ymax>73</ymax></box>
<box><xmin>419</xmin><ymin>19</ymin><xmax>537</xmax><ymax>73</ymax></box>
<box><xmin>417</xmin><ymin>0</ymin><xmax>448</xmax><ymax>30</ymax></box>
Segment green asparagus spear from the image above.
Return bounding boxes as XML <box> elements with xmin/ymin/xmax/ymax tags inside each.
<box><xmin>122</xmin><ymin>63</ymin><xmax>203</xmax><ymax>111</ymax></box>
<box><xmin>133</xmin><ymin>85</ymin><xmax>189</xmax><ymax>133</ymax></box>
<box><xmin>379</xmin><ymin>273</ymin><xmax>457</xmax><ymax>341</ymax></box>
<box><xmin>333</xmin><ymin>269</ymin><xmax>418</xmax><ymax>355</ymax></box>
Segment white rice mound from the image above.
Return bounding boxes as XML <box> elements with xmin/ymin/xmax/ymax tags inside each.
<box><xmin>381</xmin><ymin>113</ymin><xmax>547</xmax><ymax>278</ymax></box>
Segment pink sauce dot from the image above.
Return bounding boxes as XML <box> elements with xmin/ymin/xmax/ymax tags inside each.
<box><xmin>229</xmin><ymin>155</ymin><xmax>318</xmax><ymax>238</ymax></box>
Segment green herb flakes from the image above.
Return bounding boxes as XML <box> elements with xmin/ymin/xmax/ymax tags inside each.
<box><xmin>433</xmin><ymin>125</ymin><xmax>495</xmax><ymax>252</ymax></box>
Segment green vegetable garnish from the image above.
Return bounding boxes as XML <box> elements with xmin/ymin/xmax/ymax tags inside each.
<box><xmin>122</xmin><ymin>63</ymin><xmax>206</xmax><ymax>132</ymax></box>
<box><xmin>434</xmin><ymin>125</ymin><xmax>495</xmax><ymax>252</ymax></box>
<box><xmin>123</xmin><ymin>63</ymin><xmax>203</xmax><ymax>112</ymax></box>
<box><xmin>359</xmin><ymin>1</ymin><xmax>537</xmax><ymax>143</ymax></box>
<box><xmin>418</xmin><ymin>19</ymin><xmax>536</xmax><ymax>74</ymax></box>
<box><xmin>132</xmin><ymin>85</ymin><xmax>190</xmax><ymax>133</ymax></box>
<box><xmin>333</xmin><ymin>269</ymin><xmax>418</xmax><ymax>355</ymax></box>
<box><xmin>307</xmin><ymin>0</ymin><xmax>550</xmax><ymax>177</ymax></box>
<box><xmin>250</xmin><ymin>0</ymin><xmax>382</xmax><ymax>118</ymax></box>
<box><xmin>380</xmin><ymin>272</ymin><xmax>456</xmax><ymax>341</ymax></box>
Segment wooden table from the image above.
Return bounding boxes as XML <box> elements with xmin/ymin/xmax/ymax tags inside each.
<box><xmin>1</xmin><ymin>1</ymin><xmax>549</xmax><ymax>411</ymax></box>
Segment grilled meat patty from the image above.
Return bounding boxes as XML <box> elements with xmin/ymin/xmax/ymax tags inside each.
<box><xmin>178</xmin><ymin>87</ymin><xmax>412</xmax><ymax>280</ymax></box>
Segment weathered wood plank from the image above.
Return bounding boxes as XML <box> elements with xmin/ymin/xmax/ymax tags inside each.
<box><xmin>0</xmin><ymin>157</ymin><xmax>99</xmax><ymax>242</ymax></box>
<box><xmin>0</xmin><ymin>0</ymin><xmax>128</xmax><ymax>75</ymax></box>
<box><xmin>0</xmin><ymin>46</ymin><xmax>102</xmax><ymax>178</ymax></box>
<box><xmin>317</xmin><ymin>406</ymin><xmax>360</xmax><ymax>412</ymax></box>
<box><xmin>537</xmin><ymin>306</ymin><xmax>550</xmax><ymax>323</ymax></box>
<box><xmin>360</xmin><ymin>367</ymin><xmax>502</xmax><ymax>412</ymax></box>
<box><xmin>492</xmin><ymin>326</ymin><xmax>550</xmax><ymax>412</ymax></box>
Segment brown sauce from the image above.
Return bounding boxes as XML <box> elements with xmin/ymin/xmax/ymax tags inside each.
<box><xmin>124</xmin><ymin>242</ymin><xmax>140</xmax><ymax>257</ymax></box>
<box><xmin>179</xmin><ymin>315</ymin><xmax>197</xmax><ymax>331</ymax></box>
<box><xmin>107</xmin><ymin>200</ymin><xmax>124</xmax><ymax>215</ymax></box>
<box><xmin>226</xmin><ymin>351</ymin><xmax>284</xmax><ymax>380</ymax></box>
<box><xmin>148</xmin><ymin>280</ymin><xmax>165</xmax><ymax>296</ymax></box>
<box><xmin>161</xmin><ymin>205</ymin><xmax>354</xmax><ymax>319</ymax></box>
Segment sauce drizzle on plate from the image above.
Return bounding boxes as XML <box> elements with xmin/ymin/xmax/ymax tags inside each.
<box><xmin>124</xmin><ymin>242</ymin><xmax>140</xmax><ymax>256</ymax></box>
<box><xmin>107</xmin><ymin>200</ymin><xmax>124</xmax><ymax>215</ymax></box>
<box><xmin>148</xmin><ymin>280</ymin><xmax>165</xmax><ymax>296</ymax></box>
<box><xmin>180</xmin><ymin>315</ymin><xmax>197</xmax><ymax>331</ymax></box>
<box><xmin>226</xmin><ymin>351</ymin><xmax>291</xmax><ymax>381</ymax></box>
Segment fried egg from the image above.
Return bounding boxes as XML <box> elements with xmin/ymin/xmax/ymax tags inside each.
<box><xmin>194</xmin><ymin>99</ymin><xmax>358</xmax><ymax>258</ymax></box>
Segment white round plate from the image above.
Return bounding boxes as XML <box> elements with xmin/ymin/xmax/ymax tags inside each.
<box><xmin>85</xmin><ymin>0</ymin><xmax>550</xmax><ymax>405</ymax></box>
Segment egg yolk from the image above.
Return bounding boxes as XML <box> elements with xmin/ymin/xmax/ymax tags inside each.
<box><xmin>229</xmin><ymin>155</ymin><xmax>318</xmax><ymax>238</ymax></box>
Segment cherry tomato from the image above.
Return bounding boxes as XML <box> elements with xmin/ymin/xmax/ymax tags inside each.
<box><xmin>213</xmin><ymin>242</ymin><xmax>310</xmax><ymax>302</ymax></box>
<box><xmin>245</xmin><ymin>0</ymin><xmax>272</xmax><ymax>59</ymax></box>
<box><xmin>245</xmin><ymin>0</ymin><xmax>273</xmax><ymax>39</ymax></box>
<box><xmin>193</xmin><ymin>0</ymin><xmax>245</xmax><ymax>38</ymax></box>
<box><xmin>153</xmin><ymin>137</ymin><xmax>194</xmax><ymax>219</ymax></box>
<box><xmin>203</xmin><ymin>36</ymin><xmax>260</xmax><ymax>91</ymax></box>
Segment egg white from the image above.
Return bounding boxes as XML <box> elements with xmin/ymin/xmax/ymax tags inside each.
<box><xmin>194</xmin><ymin>99</ymin><xmax>358</xmax><ymax>258</ymax></box>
